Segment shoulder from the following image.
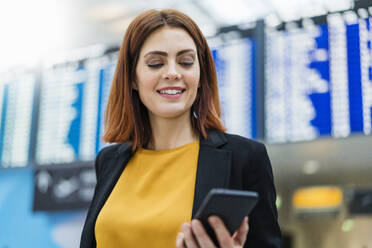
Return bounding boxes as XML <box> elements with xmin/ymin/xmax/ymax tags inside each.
<box><xmin>219</xmin><ymin>132</ymin><xmax>272</xmax><ymax>175</ymax></box>
<box><xmin>97</xmin><ymin>143</ymin><xmax>122</xmax><ymax>158</ymax></box>
<box><xmin>222</xmin><ymin>132</ymin><xmax>267</xmax><ymax>156</ymax></box>
<box><xmin>96</xmin><ymin>142</ymin><xmax>131</xmax><ymax>160</ymax></box>
<box><xmin>94</xmin><ymin>143</ymin><xmax>130</xmax><ymax>178</ymax></box>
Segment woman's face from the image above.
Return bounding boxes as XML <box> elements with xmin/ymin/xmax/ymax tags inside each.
<box><xmin>135</xmin><ymin>26</ymin><xmax>200</xmax><ymax>121</ymax></box>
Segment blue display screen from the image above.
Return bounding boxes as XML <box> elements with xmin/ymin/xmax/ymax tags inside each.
<box><xmin>265</xmin><ymin>14</ymin><xmax>372</xmax><ymax>143</ymax></box>
<box><xmin>35</xmin><ymin>55</ymin><xmax>116</xmax><ymax>165</ymax></box>
<box><xmin>95</xmin><ymin>57</ymin><xmax>116</xmax><ymax>154</ymax></box>
<box><xmin>213</xmin><ymin>38</ymin><xmax>257</xmax><ymax>139</ymax></box>
<box><xmin>0</xmin><ymin>71</ymin><xmax>35</xmax><ymax>167</ymax></box>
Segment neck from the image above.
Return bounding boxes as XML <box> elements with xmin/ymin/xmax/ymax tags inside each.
<box><xmin>146</xmin><ymin>111</ymin><xmax>199</xmax><ymax>150</ymax></box>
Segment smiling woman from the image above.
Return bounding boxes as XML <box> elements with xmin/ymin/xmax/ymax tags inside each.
<box><xmin>101</xmin><ymin>9</ymin><xmax>225</xmax><ymax>151</ymax></box>
<box><xmin>80</xmin><ymin>9</ymin><xmax>281</xmax><ymax>248</ymax></box>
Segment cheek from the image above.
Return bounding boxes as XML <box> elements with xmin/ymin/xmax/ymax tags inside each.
<box><xmin>137</xmin><ymin>83</ymin><xmax>154</xmax><ymax>103</ymax></box>
<box><xmin>136</xmin><ymin>77</ymin><xmax>159</xmax><ymax>107</ymax></box>
<box><xmin>137</xmin><ymin>72</ymin><xmax>157</xmax><ymax>92</ymax></box>
<box><xmin>185</xmin><ymin>68</ymin><xmax>200</xmax><ymax>88</ymax></box>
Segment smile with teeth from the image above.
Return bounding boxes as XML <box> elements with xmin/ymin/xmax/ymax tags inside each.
<box><xmin>157</xmin><ymin>89</ymin><xmax>185</xmax><ymax>95</ymax></box>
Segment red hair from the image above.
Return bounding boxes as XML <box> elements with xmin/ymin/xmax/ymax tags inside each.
<box><xmin>103</xmin><ymin>9</ymin><xmax>225</xmax><ymax>150</ymax></box>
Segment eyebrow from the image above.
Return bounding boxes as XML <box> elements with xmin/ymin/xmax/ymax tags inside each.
<box><xmin>144</xmin><ymin>49</ymin><xmax>196</xmax><ymax>58</ymax></box>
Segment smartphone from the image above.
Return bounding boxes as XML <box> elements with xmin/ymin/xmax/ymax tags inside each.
<box><xmin>194</xmin><ymin>188</ymin><xmax>259</xmax><ymax>247</ymax></box>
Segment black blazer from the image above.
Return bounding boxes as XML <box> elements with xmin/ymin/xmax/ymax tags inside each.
<box><xmin>80</xmin><ymin>130</ymin><xmax>281</xmax><ymax>247</ymax></box>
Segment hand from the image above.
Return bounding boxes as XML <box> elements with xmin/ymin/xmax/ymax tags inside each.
<box><xmin>176</xmin><ymin>216</ymin><xmax>249</xmax><ymax>248</ymax></box>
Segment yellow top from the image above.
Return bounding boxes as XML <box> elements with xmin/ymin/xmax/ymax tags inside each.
<box><xmin>95</xmin><ymin>140</ymin><xmax>200</xmax><ymax>248</ymax></box>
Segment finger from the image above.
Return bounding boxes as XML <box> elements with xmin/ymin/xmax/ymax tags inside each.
<box><xmin>232</xmin><ymin>216</ymin><xmax>249</xmax><ymax>246</ymax></box>
<box><xmin>182</xmin><ymin>222</ymin><xmax>199</xmax><ymax>248</ymax></box>
<box><xmin>176</xmin><ymin>232</ymin><xmax>186</xmax><ymax>248</ymax></box>
<box><xmin>233</xmin><ymin>216</ymin><xmax>249</xmax><ymax>243</ymax></box>
<box><xmin>208</xmin><ymin>216</ymin><xmax>233</xmax><ymax>247</ymax></box>
<box><xmin>191</xmin><ymin>219</ymin><xmax>216</xmax><ymax>248</ymax></box>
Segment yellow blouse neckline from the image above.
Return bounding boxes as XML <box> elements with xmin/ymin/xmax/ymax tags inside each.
<box><xmin>138</xmin><ymin>140</ymin><xmax>199</xmax><ymax>155</ymax></box>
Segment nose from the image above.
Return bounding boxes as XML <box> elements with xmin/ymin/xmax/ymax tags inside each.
<box><xmin>162</xmin><ymin>63</ymin><xmax>182</xmax><ymax>80</ymax></box>
<box><xmin>163</xmin><ymin>72</ymin><xmax>181</xmax><ymax>80</ymax></box>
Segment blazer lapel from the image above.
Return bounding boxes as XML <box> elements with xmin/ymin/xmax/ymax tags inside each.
<box><xmin>191</xmin><ymin>130</ymin><xmax>232</xmax><ymax>218</ymax></box>
<box><xmin>95</xmin><ymin>143</ymin><xmax>133</xmax><ymax>209</ymax></box>
<box><xmin>86</xmin><ymin>143</ymin><xmax>133</xmax><ymax>240</ymax></box>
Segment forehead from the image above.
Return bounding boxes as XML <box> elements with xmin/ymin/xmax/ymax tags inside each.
<box><xmin>140</xmin><ymin>27</ymin><xmax>197</xmax><ymax>55</ymax></box>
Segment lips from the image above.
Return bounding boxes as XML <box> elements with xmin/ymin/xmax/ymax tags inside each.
<box><xmin>156</xmin><ymin>87</ymin><xmax>186</xmax><ymax>99</ymax></box>
<box><xmin>156</xmin><ymin>86</ymin><xmax>186</xmax><ymax>93</ymax></box>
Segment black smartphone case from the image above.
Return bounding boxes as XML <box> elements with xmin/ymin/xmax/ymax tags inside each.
<box><xmin>194</xmin><ymin>189</ymin><xmax>259</xmax><ymax>247</ymax></box>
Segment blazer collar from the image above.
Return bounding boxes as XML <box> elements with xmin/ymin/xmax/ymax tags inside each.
<box><xmin>113</xmin><ymin>129</ymin><xmax>232</xmax><ymax>218</ymax></box>
<box><xmin>200</xmin><ymin>129</ymin><xmax>227</xmax><ymax>148</ymax></box>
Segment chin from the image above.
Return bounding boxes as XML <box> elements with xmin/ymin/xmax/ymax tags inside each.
<box><xmin>154</xmin><ymin>108</ymin><xmax>190</xmax><ymax>119</ymax></box>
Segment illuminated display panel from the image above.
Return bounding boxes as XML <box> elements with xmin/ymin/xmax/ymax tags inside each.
<box><xmin>95</xmin><ymin>53</ymin><xmax>117</xmax><ymax>154</ymax></box>
<box><xmin>213</xmin><ymin>38</ymin><xmax>257</xmax><ymax>139</ymax></box>
<box><xmin>265</xmin><ymin>12</ymin><xmax>372</xmax><ymax>143</ymax></box>
<box><xmin>0</xmin><ymin>71</ymin><xmax>35</xmax><ymax>167</ymax></box>
<box><xmin>35</xmin><ymin>54</ymin><xmax>117</xmax><ymax>165</ymax></box>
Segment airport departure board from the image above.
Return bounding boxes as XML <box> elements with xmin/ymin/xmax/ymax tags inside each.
<box><xmin>265</xmin><ymin>13</ymin><xmax>372</xmax><ymax>143</ymax></box>
<box><xmin>0</xmin><ymin>71</ymin><xmax>35</xmax><ymax>168</ymax></box>
<box><xmin>35</xmin><ymin>54</ymin><xmax>117</xmax><ymax>165</ymax></box>
<box><xmin>213</xmin><ymin>38</ymin><xmax>257</xmax><ymax>139</ymax></box>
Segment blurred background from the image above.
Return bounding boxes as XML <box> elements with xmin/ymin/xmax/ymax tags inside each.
<box><xmin>0</xmin><ymin>0</ymin><xmax>372</xmax><ymax>247</ymax></box>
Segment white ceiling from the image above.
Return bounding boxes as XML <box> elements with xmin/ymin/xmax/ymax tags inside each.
<box><xmin>83</xmin><ymin>0</ymin><xmax>354</xmax><ymax>42</ymax></box>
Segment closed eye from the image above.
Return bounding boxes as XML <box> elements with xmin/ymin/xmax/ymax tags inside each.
<box><xmin>148</xmin><ymin>64</ymin><xmax>163</xmax><ymax>68</ymax></box>
<box><xmin>179</xmin><ymin>62</ymin><xmax>194</xmax><ymax>67</ymax></box>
